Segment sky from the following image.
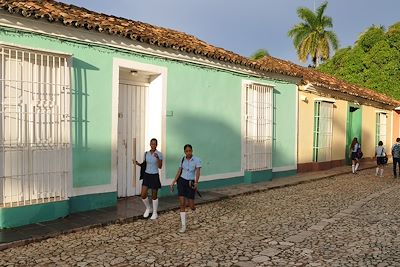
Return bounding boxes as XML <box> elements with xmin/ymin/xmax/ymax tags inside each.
<box><xmin>61</xmin><ymin>0</ymin><xmax>400</xmax><ymax>65</ymax></box>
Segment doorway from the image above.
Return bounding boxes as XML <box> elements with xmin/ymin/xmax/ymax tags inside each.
<box><xmin>117</xmin><ymin>82</ymin><xmax>147</xmax><ymax>197</ymax></box>
<box><xmin>346</xmin><ymin>105</ymin><xmax>362</xmax><ymax>164</ymax></box>
<box><xmin>112</xmin><ymin>59</ymin><xmax>167</xmax><ymax>199</ymax></box>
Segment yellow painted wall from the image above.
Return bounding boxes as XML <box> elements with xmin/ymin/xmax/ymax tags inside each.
<box><xmin>362</xmin><ymin>106</ymin><xmax>393</xmax><ymax>157</ymax></box>
<box><xmin>331</xmin><ymin>100</ymin><xmax>347</xmax><ymax>161</ymax></box>
<box><xmin>298</xmin><ymin>90</ymin><xmax>348</xmax><ymax>164</ymax></box>
<box><xmin>298</xmin><ymin>86</ymin><xmax>393</xmax><ymax>164</ymax></box>
<box><xmin>298</xmin><ymin>91</ymin><xmax>314</xmax><ymax>164</ymax></box>
<box><xmin>361</xmin><ymin>106</ymin><xmax>376</xmax><ymax>158</ymax></box>
<box><xmin>386</xmin><ymin>111</ymin><xmax>392</xmax><ymax>152</ymax></box>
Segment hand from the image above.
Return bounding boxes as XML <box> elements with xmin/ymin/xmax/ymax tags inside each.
<box><xmin>135</xmin><ymin>160</ymin><xmax>140</xmax><ymax>166</ymax></box>
<box><xmin>170</xmin><ymin>182</ymin><xmax>175</xmax><ymax>192</ymax></box>
<box><xmin>190</xmin><ymin>181</ymin><xmax>198</xmax><ymax>189</ymax></box>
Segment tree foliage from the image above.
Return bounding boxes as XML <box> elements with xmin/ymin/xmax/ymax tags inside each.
<box><xmin>318</xmin><ymin>23</ymin><xmax>400</xmax><ymax>100</ymax></box>
<box><xmin>288</xmin><ymin>1</ymin><xmax>339</xmax><ymax>67</ymax></box>
<box><xmin>249</xmin><ymin>49</ymin><xmax>269</xmax><ymax>60</ymax></box>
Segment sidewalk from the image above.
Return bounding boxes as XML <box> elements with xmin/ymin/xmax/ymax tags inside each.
<box><xmin>0</xmin><ymin>161</ymin><xmax>378</xmax><ymax>251</ymax></box>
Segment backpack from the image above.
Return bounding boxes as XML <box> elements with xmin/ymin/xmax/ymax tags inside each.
<box><xmin>139</xmin><ymin>152</ymin><xmax>147</xmax><ymax>180</ymax></box>
<box><xmin>357</xmin><ymin>147</ymin><xmax>363</xmax><ymax>159</ymax></box>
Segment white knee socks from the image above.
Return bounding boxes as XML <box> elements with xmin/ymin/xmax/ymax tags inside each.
<box><xmin>150</xmin><ymin>199</ymin><xmax>158</xmax><ymax>220</ymax></box>
<box><xmin>355</xmin><ymin>163</ymin><xmax>359</xmax><ymax>172</ymax></box>
<box><xmin>352</xmin><ymin>165</ymin><xmax>355</xmax><ymax>173</ymax></box>
<box><xmin>179</xmin><ymin>212</ymin><xmax>186</xmax><ymax>233</ymax></box>
<box><xmin>376</xmin><ymin>167</ymin><xmax>380</xmax><ymax>176</ymax></box>
<box><xmin>142</xmin><ymin>198</ymin><xmax>152</xmax><ymax>218</ymax></box>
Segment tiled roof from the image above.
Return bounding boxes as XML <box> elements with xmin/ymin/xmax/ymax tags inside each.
<box><xmin>259</xmin><ymin>56</ymin><xmax>400</xmax><ymax>107</ymax></box>
<box><xmin>1</xmin><ymin>0</ymin><xmax>399</xmax><ymax>107</ymax></box>
<box><xmin>0</xmin><ymin>0</ymin><xmax>298</xmax><ymax>77</ymax></box>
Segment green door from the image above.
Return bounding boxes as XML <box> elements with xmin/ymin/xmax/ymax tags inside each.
<box><xmin>346</xmin><ymin>105</ymin><xmax>362</xmax><ymax>164</ymax></box>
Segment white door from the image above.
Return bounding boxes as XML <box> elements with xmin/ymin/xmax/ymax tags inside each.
<box><xmin>117</xmin><ymin>83</ymin><xmax>147</xmax><ymax>197</ymax></box>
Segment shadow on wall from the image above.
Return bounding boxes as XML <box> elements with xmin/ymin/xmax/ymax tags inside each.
<box><xmin>272</xmin><ymin>88</ymin><xmax>280</xmax><ymax>165</ymax></box>
<box><xmin>167</xmin><ymin>112</ymin><xmax>242</xmax><ymax>177</ymax></box>
<box><xmin>167</xmin><ymin>103</ymin><xmax>284</xmax><ymax>178</ymax></box>
<box><xmin>72</xmin><ymin>58</ymin><xmax>99</xmax><ymax>151</ymax></box>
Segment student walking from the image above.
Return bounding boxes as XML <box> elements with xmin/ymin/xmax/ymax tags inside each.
<box><xmin>170</xmin><ymin>144</ymin><xmax>201</xmax><ymax>233</ymax></box>
<box><xmin>135</xmin><ymin>138</ymin><xmax>163</xmax><ymax>219</ymax></box>
<box><xmin>349</xmin><ymin>137</ymin><xmax>361</xmax><ymax>174</ymax></box>
<box><xmin>375</xmin><ymin>141</ymin><xmax>386</xmax><ymax>177</ymax></box>
<box><xmin>391</xmin><ymin>137</ymin><xmax>400</xmax><ymax>178</ymax></box>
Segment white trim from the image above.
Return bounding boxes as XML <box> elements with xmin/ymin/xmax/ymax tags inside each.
<box><xmin>0</xmin><ymin>13</ymin><xmax>301</xmax><ymax>83</ymax></box>
<box><xmin>242</xmin><ymin>79</ymin><xmax>276</xmax><ymax>88</ymax></box>
<box><xmin>241</xmin><ymin>81</ymin><xmax>246</xmax><ymax>172</ymax></box>
<box><xmin>192</xmin><ymin>171</ymin><xmax>245</xmax><ymax>183</ymax></box>
<box><xmin>272</xmin><ymin>165</ymin><xmax>297</xmax><ymax>172</ymax></box>
<box><xmin>71</xmin><ymin>185</ymin><xmax>116</xmax><ymax>197</ymax></box>
<box><xmin>375</xmin><ymin>110</ymin><xmax>388</xmax><ymax>114</ymax></box>
<box><xmin>295</xmin><ymin>86</ymin><xmax>299</xmax><ymax>167</ymax></box>
<box><xmin>0</xmin><ymin>41</ymin><xmax>73</xmax><ymax>56</ymax></box>
<box><xmin>119</xmin><ymin>79</ymin><xmax>150</xmax><ymax>86</ymax></box>
<box><xmin>314</xmin><ymin>97</ymin><xmax>336</xmax><ymax>103</ymax></box>
<box><xmin>391</xmin><ymin>111</ymin><xmax>394</xmax><ymax>149</ymax></box>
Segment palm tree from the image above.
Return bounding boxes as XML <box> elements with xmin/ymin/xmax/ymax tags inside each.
<box><xmin>249</xmin><ymin>49</ymin><xmax>269</xmax><ymax>60</ymax></box>
<box><xmin>288</xmin><ymin>1</ymin><xmax>339</xmax><ymax>67</ymax></box>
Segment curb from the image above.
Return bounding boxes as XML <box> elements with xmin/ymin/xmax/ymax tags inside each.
<box><xmin>0</xmin><ymin>165</ymin><xmax>377</xmax><ymax>251</ymax></box>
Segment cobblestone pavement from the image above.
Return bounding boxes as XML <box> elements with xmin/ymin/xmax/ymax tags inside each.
<box><xmin>1</xmin><ymin>169</ymin><xmax>400</xmax><ymax>267</ymax></box>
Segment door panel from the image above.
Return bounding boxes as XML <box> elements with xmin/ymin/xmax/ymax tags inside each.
<box><xmin>117</xmin><ymin>83</ymin><xmax>146</xmax><ymax>197</ymax></box>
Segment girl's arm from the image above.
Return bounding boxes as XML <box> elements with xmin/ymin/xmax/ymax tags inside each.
<box><xmin>170</xmin><ymin>168</ymin><xmax>182</xmax><ymax>189</ymax></box>
<box><xmin>195</xmin><ymin>168</ymin><xmax>201</xmax><ymax>184</ymax></box>
<box><xmin>157</xmin><ymin>158</ymin><xmax>163</xmax><ymax>169</ymax></box>
<box><xmin>193</xmin><ymin>168</ymin><xmax>201</xmax><ymax>188</ymax></box>
<box><xmin>154</xmin><ymin>153</ymin><xmax>162</xmax><ymax>169</ymax></box>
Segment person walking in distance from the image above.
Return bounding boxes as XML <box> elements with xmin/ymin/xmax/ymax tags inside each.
<box><xmin>349</xmin><ymin>137</ymin><xmax>360</xmax><ymax>174</ymax></box>
<box><xmin>170</xmin><ymin>144</ymin><xmax>201</xmax><ymax>233</ymax></box>
<box><xmin>375</xmin><ymin>141</ymin><xmax>386</xmax><ymax>177</ymax></box>
<box><xmin>391</xmin><ymin>137</ymin><xmax>400</xmax><ymax>178</ymax></box>
<box><xmin>135</xmin><ymin>138</ymin><xmax>163</xmax><ymax>219</ymax></box>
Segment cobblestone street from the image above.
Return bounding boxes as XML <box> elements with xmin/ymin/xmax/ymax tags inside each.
<box><xmin>1</xmin><ymin>169</ymin><xmax>400</xmax><ymax>267</ymax></box>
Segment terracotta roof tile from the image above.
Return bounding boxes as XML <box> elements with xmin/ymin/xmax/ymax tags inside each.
<box><xmin>1</xmin><ymin>0</ymin><xmax>399</xmax><ymax>107</ymax></box>
<box><xmin>1</xmin><ymin>0</ymin><xmax>284</xmax><ymax>75</ymax></box>
<box><xmin>259</xmin><ymin>56</ymin><xmax>400</xmax><ymax>107</ymax></box>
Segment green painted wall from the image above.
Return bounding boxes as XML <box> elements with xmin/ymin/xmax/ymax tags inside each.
<box><xmin>272</xmin><ymin>85</ymin><xmax>297</xmax><ymax>168</ymax></box>
<box><xmin>0</xmin><ymin>201</ymin><xmax>69</xmax><ymax>228</ymax></box>
<box><xmin>0</xmin><ymin>26</ymin><xmax>297</xmax><ymax>192</ymax></box>
<box><xmin>69</xmin><ymin>192</ymin><xmax>117</xmax><ymax>213</ymax></box>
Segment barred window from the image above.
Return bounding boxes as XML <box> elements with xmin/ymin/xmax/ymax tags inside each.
<box><xmin>0</xmin><ymin>45</ymin><xmax>71</xmax><ymax>207</ymax></box>
<box><xmin>313</xmin><ymin>101</ymin><xmax>333</xmax><ymax>162</ymax></box>
<box><xmin>244</xmin><ymin>83</ymin><xmax>273</xmax><ymax>171</ymax></box>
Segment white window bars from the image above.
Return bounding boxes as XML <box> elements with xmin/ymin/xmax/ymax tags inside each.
<box><xmin>244</xmin><ymin>83</ymin><xmax>273</xmax><ymax>171</ymax></box>
<box><xmin>0</xmin><ymin>45</ymin><xmax>71</xmax><ymax>207</ymax></box>
<box><xmin>313</xmin><ymin>101</ymin><xmax>333</xmax><ymax>162</ymax></box>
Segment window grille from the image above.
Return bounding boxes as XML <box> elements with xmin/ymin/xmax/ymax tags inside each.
<box><xmin>0</xmin><ymin>45</ymin><xmax>71</xmax><ymax>207</ymax></box>
<box><xmin>313</xmin><ymin>101</ymin><xmax>333</xmax><ymax>162</ymax></box>
<box><xmin>376</xmin><ymin>113</ymin><xmax>387</xmax><ymax>147</ymax></box>
<box><xmin>244</xmin><ymin>83</ymin><xmax>273</xmax><ymax>171</ymax></box>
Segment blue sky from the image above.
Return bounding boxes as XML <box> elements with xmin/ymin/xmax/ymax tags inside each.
<box><xmin>62</xmin><ymin>0</ymin><xmax>400</xmax><ymax>65</ymax></box>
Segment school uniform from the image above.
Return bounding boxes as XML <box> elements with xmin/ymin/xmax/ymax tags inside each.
<box><xmin>177</xmin><ymin>156</ymin><xmax>202</xmax><ymax>199</ymax></box>
<box><xmin>376</xmin><ymin>146</ymin><xmax>386</xmax><ymax>165</ymax></box>
<box><xmin>351</xmin><ymin>143</ymin><xmax>360</xmax><ymax>160</ymax></box>
<box><xmin>142</xmin><ymin>150</ymin><xmax>163</xmax><ymax>189</ymax></box>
